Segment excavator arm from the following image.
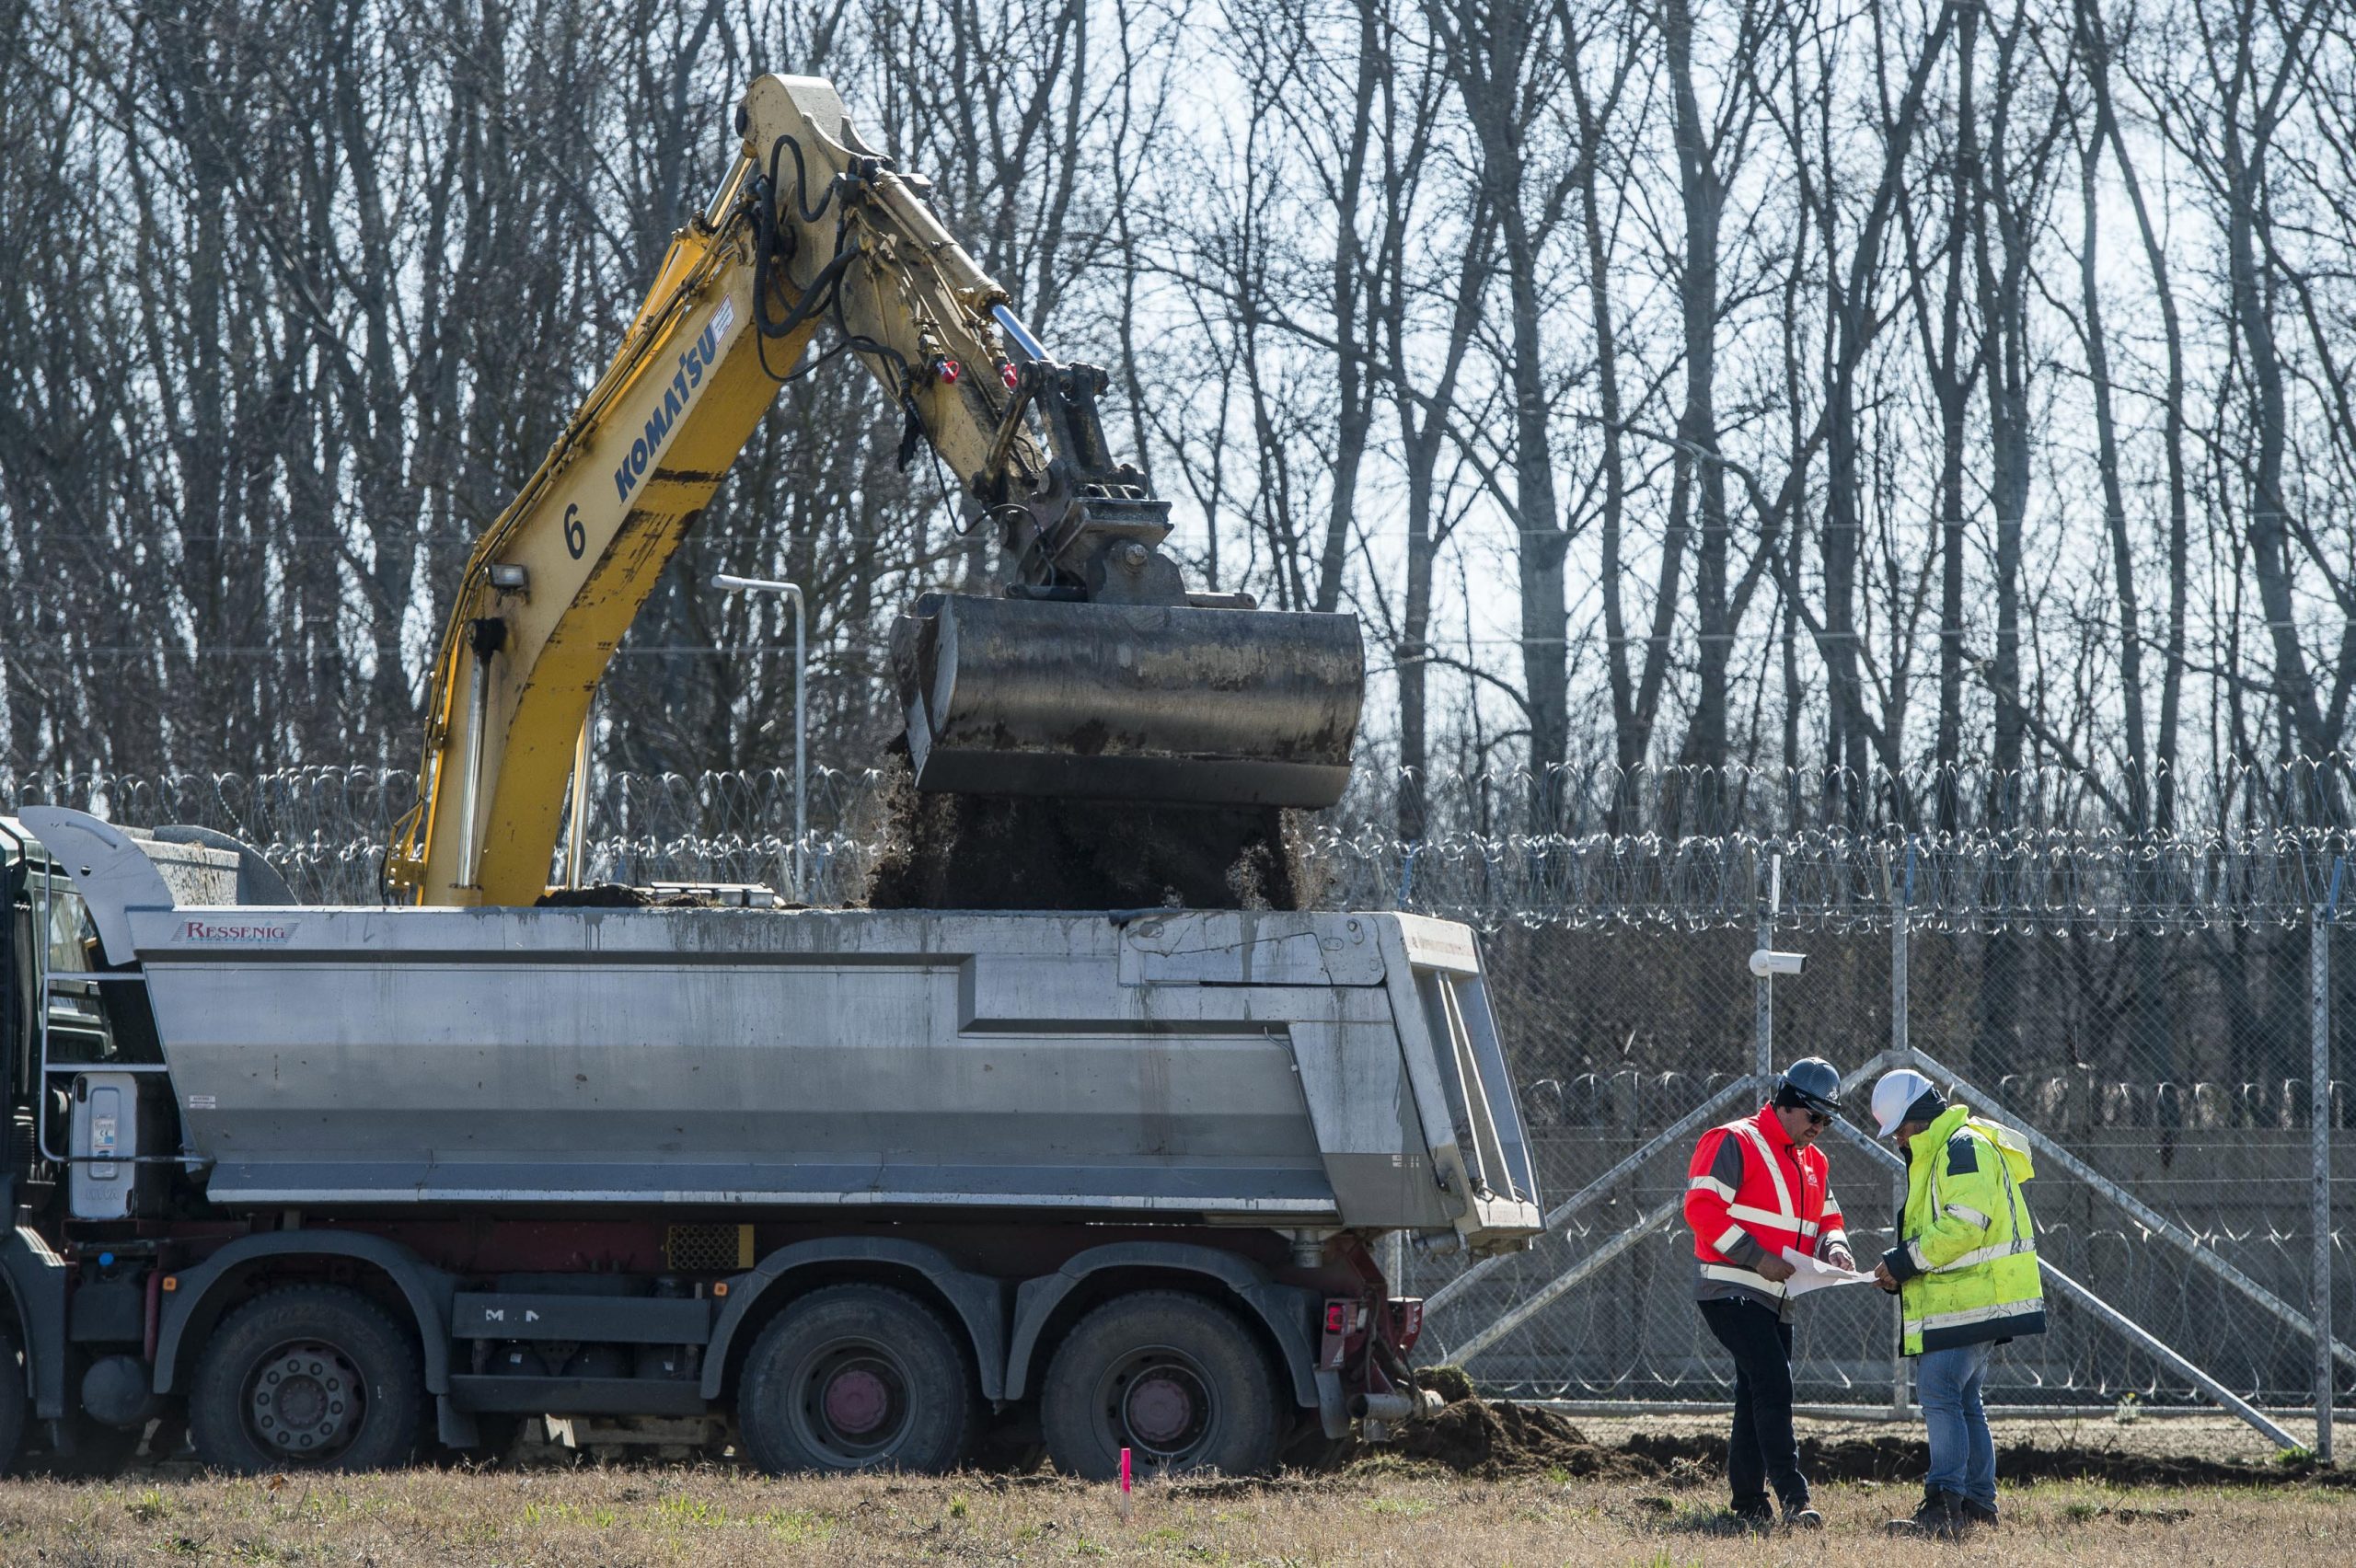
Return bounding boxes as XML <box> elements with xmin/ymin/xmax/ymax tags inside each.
<box><xmin>387</xmin><ymin>75</ymin><xmax>1362</xmax><ymax>907</ymax></box>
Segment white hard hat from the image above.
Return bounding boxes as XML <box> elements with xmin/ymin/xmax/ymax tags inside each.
<box><xmin>1871</xmin><ymin>1068</ymin><xmax>1937</xmax><ymax>1137</ymax></box>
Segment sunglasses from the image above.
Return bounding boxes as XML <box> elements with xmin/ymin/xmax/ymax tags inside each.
<box><xmin>1802</xmin><ymin>1108</ymin><xmax>1833</xmax><ymax>1127</ymax></box>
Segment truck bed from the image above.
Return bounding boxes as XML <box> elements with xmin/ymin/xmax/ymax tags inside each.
<box><xmin>25</xmin><ymin>807</ymin><xmax>1542</xmax><ymax>1254</ymax></box>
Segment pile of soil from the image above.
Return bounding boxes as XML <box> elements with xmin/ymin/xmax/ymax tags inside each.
<box><xmin>1387</xmin><ymin>1398</ymin><xmax>1663</xmax><ymax>1482</ymax></box>
<box><xmin>1380</xmin><ymin>1392</ymin><xmax>2352</xmax><ymax>1490</ymax></box>
<box><xmin>860</xmin><ymin>744</ymin><xmax>1318</xmax><ymax>911</ymax></box>
<box><xmin>535</xmin><ymin>884</ymin><xmax>722</xmax><ymax>908</ymax></box>
<box><xmin>1617</xmin><ymin>1427</ymin><xmax>2352</xmax><ymax>1488</ymax></box>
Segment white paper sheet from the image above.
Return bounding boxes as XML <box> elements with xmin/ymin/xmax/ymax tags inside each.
<box><xmin>1779</xmin><ymin>1246</ymin><xmax>1881</xmax><ymax>1297</ymax></box>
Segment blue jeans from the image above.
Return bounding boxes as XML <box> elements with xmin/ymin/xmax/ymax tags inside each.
<box><xmin>1915</xmin><ymin>1342</ymin><xmax>1995</xmax><ymax>1508</ymax></box>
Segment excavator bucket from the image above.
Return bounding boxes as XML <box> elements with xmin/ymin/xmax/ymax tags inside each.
<box><xmin>893</xmin><ymin>594</ymin><xmax>1366</xmax><ymax>809</ymax></box>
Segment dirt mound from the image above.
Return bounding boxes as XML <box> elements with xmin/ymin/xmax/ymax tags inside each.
<box><xmin>1379</xmin><ymin>1397</ymin><xmax>2350</xmax><ymax>1490</ymax></box>
<box><xmin>860</xmin><ymin>743</ymin><xmax>1317</xmax><ymax>911</ymax></box>
<box><xmin>1386</xmin><ymin>1399</ymin><xmax>1663</xmax><ymax>1482</ymax></box>
<box><xmin>1611</xmin><ymin>1428</ymin><xmax>2353</xmax><ymax>1491</ymax></box>
<box><xmin>535</xmin><ymin>883</ymin><xmax>722</xmax><ymax>908</ymax></box>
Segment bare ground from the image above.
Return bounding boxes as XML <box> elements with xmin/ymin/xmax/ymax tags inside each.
<box><xmin>0</xmin><ymin>1412</ymin><xmax>2347</xmax><ymax>1566</ymax></box>
<box><xmin>1571</xmin><ymin>1409</ymin><xmax>2293</xmax><ymax>1470</ymax></box>
<box><xmin>1386</xmin><ymin>1385</ymin><xmax>2336</xmax><ymax>1489</ymax></box>
<box><xmin>0</xmin><ymin>1464</ymin><xmax>2348</xmax><ymax>1566</ymax></box>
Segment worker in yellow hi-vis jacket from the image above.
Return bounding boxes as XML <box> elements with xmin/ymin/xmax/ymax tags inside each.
<box><xmin>1869</xmin><ymin>1069</ymin><xmax>2046</xmax><ymax>1538</ymax></box>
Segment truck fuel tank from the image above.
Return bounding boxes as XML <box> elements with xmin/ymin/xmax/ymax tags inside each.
<box><xmin>69</xmin><ymin>1071</ymin><xmax>167</xmax><ymax>1221</ymax></box>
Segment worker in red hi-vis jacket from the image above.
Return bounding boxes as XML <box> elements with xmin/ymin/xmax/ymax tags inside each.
<box><xmin>1683</xmin><ymin>1057</ymin><xmax>1853</xmax><ymax>1531</ymax></box>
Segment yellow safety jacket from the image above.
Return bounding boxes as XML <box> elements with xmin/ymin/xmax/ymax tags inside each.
<box><xmin>1881</xmin><ymin>1103</ymin><xmax>2046</xmax><ymax>1355</ymax></box>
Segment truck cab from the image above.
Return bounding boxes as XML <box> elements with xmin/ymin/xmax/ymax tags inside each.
<box><xmin>0</xmin><ymin>816</ymin><xmax>235</xmax><ymax>1469</ymax></box>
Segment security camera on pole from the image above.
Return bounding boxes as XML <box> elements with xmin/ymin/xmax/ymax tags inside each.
<box><xmin>1750</xmin><ymin>847</ymin><xmax>1807</xmax><ymax>1076</ymax></box>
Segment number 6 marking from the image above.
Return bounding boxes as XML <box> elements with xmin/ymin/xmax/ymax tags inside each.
<box><xmin>563</xmin><ymin>503</ymin><xmax>586</xmax><ymax>559</ymax></box>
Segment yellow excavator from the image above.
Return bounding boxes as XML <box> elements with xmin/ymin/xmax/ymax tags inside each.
<box><xmin>384</xmin><ymin>75</ymin><xmax>1364</xmax><ymax>907</ymax></box>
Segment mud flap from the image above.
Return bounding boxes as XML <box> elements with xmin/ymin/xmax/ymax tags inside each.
<box><xmin>0</xmin><ymin>1228</ymin><xmax>68</xmax><ymax>1419</ymax></box>
<box><xmin>1316</xmin><ymin>1367</ymin><xmax>1348</xmax><ymax>1439</ymax></box>
<box><xmin>437</xmin><ymin>1397</ymin><xmax>480</xmax><ymax>1450</ymax></box>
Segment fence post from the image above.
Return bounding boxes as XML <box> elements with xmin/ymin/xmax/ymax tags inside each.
<box><xmin>1756</xmin><ymin>848</ymin><xmax>1779</xmax><ymax>1083</ymax></box>
<box><xmin>1890</xmin><ymin>839</ymin><xmax>1911</xmax><ymax>1418</ymax></box>
<box><xmin>2316</xmin><ymin>875</ymin><xmax>2339</xmax><ymax>1462</ymax></box>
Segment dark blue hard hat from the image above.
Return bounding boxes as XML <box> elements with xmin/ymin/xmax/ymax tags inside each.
<box><xmin>1773</xmin><ymin>1056</ymin><xmax>1842</xmax><ymax>1115</ymax></box>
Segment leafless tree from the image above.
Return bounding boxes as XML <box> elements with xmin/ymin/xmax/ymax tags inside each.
<box><xmin>8</xmin><ymin>0</ymin><xmax>2356</xmax><ymax>939</ymax></box>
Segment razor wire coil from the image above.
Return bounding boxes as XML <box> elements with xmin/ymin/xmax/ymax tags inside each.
<box><xmin>5</xmin><ymin>759</ymin><xmax>2351</xmax><ymax>1412</ymax></box>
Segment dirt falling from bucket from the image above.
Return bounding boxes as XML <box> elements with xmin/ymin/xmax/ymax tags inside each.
<box><xmin>859</xmin><ymin>743</ymin><xmax>1321</xmax><ymax>912</ymax></box>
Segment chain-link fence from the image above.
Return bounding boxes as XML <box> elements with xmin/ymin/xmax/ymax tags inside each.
<box><xmin>1405</xmin><ymin>918</ymin><xmax>2350</xmax><ymax>1454</ymax></box>
<box><xmin>4</xmin><ymin>760</ymin><xmax>2349</xmax><ymax>1447</ymax></box>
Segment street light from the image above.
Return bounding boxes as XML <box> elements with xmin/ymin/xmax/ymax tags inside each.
<box><xmin>710</xmin><ymin>573</ymin><xmax>806</xmax><ymax>898</ymax></box>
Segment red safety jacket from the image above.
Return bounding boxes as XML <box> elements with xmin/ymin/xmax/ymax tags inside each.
<box><xmin>1683</xmin><ymin>1103</ymin><xmax>1849</xmax><ymax>1311</ymax></box>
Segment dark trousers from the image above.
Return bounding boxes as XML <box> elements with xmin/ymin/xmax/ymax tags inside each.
<box><xmin>1697</xmin><ymin>1297</ymin><xmax>1807</xmax><ymax>1510</ymax></box>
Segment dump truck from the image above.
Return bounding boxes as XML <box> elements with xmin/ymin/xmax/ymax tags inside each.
<box><xmin>0</xmin><ymin>73</ymin><xmax>1541</xmax><ymax>1479</ymax></box>
<box><xmin>0</xmin><ymin>807</ymin><xmax>1542</xmax><ymax>1476</ymax></box>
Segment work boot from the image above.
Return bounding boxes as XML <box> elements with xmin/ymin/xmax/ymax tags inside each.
<box><xmin>1782</xmin><ymin>1501</ymin><xmax>1824</xmax><ymax>1530</ymax></box>
<box><xmin>1885</xmin><ymin>1489</ymin><xmax>1966</xmax><ymax>1538</ymax></box>
<box><xmin>1958</xmin><ymin>1496</ymin><xmax>1999</xmax><ymax>1529</ymax></box>
<box><xmin>1726</xmin><ymin>1496</ymin><xmax>1776</xmax><ymax>1533</ymax></box>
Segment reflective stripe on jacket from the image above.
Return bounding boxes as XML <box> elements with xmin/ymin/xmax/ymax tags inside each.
<box><xmin>1881</xmin><ymin>1103</ymin><xmax>2047</xmax><ymax>1355</ymax></box>
<box><xmin>1684</xmin><ymin>1103</ymin><xmax>1847</xmax><ymax>1311</ymax></box>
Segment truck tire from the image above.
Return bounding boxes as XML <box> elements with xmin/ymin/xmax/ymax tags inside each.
<box><xmin>735</xmin><ymin>1285</ymin><xmax>976</xmax><ymax>1474</ymax></box>
<box><xmin>189</xmin><ymin>1286</ymin><xmax>422</xmax><ymax>1473</ymax></box>
<box><xmin>0</xmin><ymin>1323</ymin><xmax>25</xmax><ymax>1477</ymax></box>
<box><xmin>1039</xmin><ymin>1291</ymin><xmax>1281</xmax><ymax>1479</ymax></box>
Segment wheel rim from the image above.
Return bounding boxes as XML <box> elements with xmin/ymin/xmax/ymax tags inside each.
<box><xmin>1094</xmin><ymin>1344</ymin><xmax>1217</xmax><ymax>1467</ymax></box>
<box><xmin>243</xmin><ymin>1339</ymin><xmax>365</xmax><ymax>1462</ymax></box>
<box><xmin>788</xmin><ymin>1336</ymin><xmax>915</xmax><ymax>1467</ymax></box>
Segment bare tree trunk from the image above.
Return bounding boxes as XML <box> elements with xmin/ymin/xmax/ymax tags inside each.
<box><xmin>1429</xmin><ymin>0</ymin><xmax>1576</xmax><ymax>812</ymax></box>
<box><xmin>1808</xmin><ymin>0</ymin><xmax>1960</xmax><ymax>822</ymax></box>
<box><xmin>1663</xmin><ymin>0</ymin><xmax>1732</xmax><ymax>789</ymax></box>
<box><xmin>2080</xmin><ymin>0</ymin><xmax>2189</xmax><ymax>831</ymax></box>
<box><xmin>1503</xmin><ymin>198</ymin><xmax>1570</xmax><ymax>800</ymax></box>
<box><xmin>1311</xmin><ymin>3</ymin><xmax>1383</xmax><ymax>616</ymax></box>
<box><xmin>1967</xmin><ymin>0</ymin><xmax>2069</xmax><ymax>1071</ymax></box>
<box><xmin>1560</xmin><ymin>10</ymin><xmax>1648</xmax><ymax>823</ymax></box>
<box><xmin>1897</xmin><ymin>17</ymin><xmax>1981</xmax><ymax>833</ymax></box>
<box><xmin>2070</xmin><ymin>38</ymin><xmax>2178</xmax><ymax>1098</ymax></box>
<box><xmin>2217</xmin><ymin>3</ymin><xmax>2335</xmax><ymax>773</ymax></box>
<box><xmin>1381</xmin><ymin>24</ymin><xmax>1485</xmax><ymax>841</ymax></box>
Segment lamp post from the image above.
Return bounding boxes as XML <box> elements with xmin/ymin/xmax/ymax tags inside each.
<box><xmin>710</xmin><ymin>573</ymin><xmax>806</xmax><ymax>898</ymax></box>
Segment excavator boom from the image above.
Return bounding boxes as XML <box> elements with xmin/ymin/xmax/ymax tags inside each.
<box><xmin>387</xmin><ymin>75</ymin><xmax>1363</xmax><ymax>906</ymax></box>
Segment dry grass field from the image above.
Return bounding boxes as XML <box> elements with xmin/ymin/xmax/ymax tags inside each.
<box><xmin>0</xmin><ymin>1411</ymin><xmax>2346</xmax><ymax>1567</ymax></box>
<box><xmin>0</xmin><ymin>1461</ymin><xmax>2348</xmax><ymax>1566</ymax></box>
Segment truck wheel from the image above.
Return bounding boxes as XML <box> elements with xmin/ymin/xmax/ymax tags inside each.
<box><xmin>1039</xmin><ymin>1291</ymin><xmax>1281</xmax><ymax>1479</ymax></box>
<box><xmin>735</xmin><ymin>1285</ymin><xmax>976</xmax><ymax>1474</ymax></box>
<box><xmin>0</xmin><ymin>1323</ymin><xmax>25</xmax><ymax>1476</ymax></box>
<box><xmin>189</xmin><ymin>1286</ymin><xmax>422</xmax><ymax>1473</ymax></box>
